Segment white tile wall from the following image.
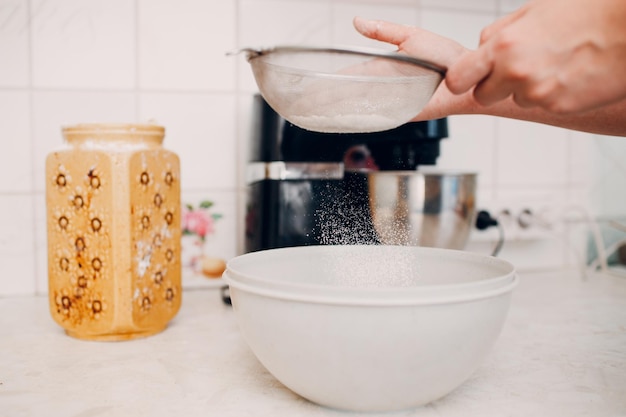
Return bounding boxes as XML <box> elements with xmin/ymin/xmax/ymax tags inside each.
<box><xmin>437</xmin><ymin>115</ymin><xmax>497</xmax><ymax>187</ymax></box>
<box><xmin>568</xmin><ymin>131</ymin><xmax>594</xmax><ymax>190</ymax></box>
<box><xmin>237</xmin><ymin>0</ymin><xmax>333</xmax><ymax>92</ymax></box>
<box><xmin>494</xmin><ymin>118</ymin><xmax>569</xmax><ymax>187</ymax></box>
<box><xmin>138</xmin><ymin>0</ymin><xmax>237</xmax><ymax>91</ymax></box>
<box><xmin>31</xmin><ymin>0</ymin><xmax>136</xmax><ymax>89</ymax></box>
<box><xmin>139</xmin><ymin>92</ymin><xmax>238</xmax><ymax>190</ymax></box>
<box><xmin>589</xmin><ymin>136</ymin><xmax>626</xmax><ymax>218</ymax></box>
<box><xmin>0</xmin><ymin>0</ymin><xmax>30</xmax><ymax>87</ymax></box>
<box><xmin>0</xmin><ymin>92</ymin><xmax>31</xmax><ymax>192</ymax></box>
<box><xmin>420</xmin><ymin>7</ymin><xmax>495</xmax><ymax>50</ymax></box>
<box><xmin>499</xmin><ymin>0</ymin><xmax>527</xmax><ymax>14</ymax></box>
<box><xmin>421</xmin><ymin>0</ymin><xmax>497</xmax><ymax>13</ymax></box>
<box><xmin>0</xmin><ymin>0</ymin><xmax>623</xmax><ymax>296</ymax></box>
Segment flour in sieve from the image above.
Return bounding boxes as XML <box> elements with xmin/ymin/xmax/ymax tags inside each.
<box><xmin>289</xmin><ymin>113</ymin><xmax>400</xmax><ymax>134</ymax></box>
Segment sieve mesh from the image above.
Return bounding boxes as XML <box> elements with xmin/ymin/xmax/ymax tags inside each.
<box><xmin>243</xmin><ymin>46</ymin><xmax>445</xmax><ymax>133</ymax></box>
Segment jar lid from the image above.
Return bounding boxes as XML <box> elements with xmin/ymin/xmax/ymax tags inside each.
<box><xmin>62</xmin><ymin>123</ymin><xmax>165</xmax><ymax>136</ymax></box>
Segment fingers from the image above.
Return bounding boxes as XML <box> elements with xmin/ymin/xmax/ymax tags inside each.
<box><xmin>445</xmin><ymin>48</ymin><xmax>493</xmax><ymax>95</ymax></box>
<box><xmin>473</xmin><ymin>73</ymin><xmax>520</xmax><ymax>107</ymax></box>
<box><xmin>353</xmin><ymin>15</ymin><xmax>531</xmax><ymax>108</ymax></box>
<box><xmin>353</xmin><ymin>16</ymin><xmax>486</xmax><ymax>96</ymax></box>
<box><xmin>445</xmin><ymin>3</ymin><xmax>531</xmax><ymax>99</ymax></box>
<box><xmin>353</xmin><ymin>16</ymin><xmax>466</xmax><ymax>68</ymax></box>
<box><xmin>448</xmin><ymin>44</ymin><xmax>537</xmax><ymax>107</ymax></box>
<box><xmin>353</xmin><ymin>16</ymin><xmax>412</xmax><ymax>46</ymax></box>
<box><xmin>445</xmin><ymin>3</ymin><xmax>530</xmax><ymax>97</ymax></box>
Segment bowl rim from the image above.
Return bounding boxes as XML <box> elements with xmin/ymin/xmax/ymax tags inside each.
<box><xmin>224</xmin><ymin>271</ymin><xmax>518</xmax><ymax>306</ymax></box>
<box><xmin>225</xmin><ymin>245</ymin><xmax>517</xmax><ymax>301</ymax></box>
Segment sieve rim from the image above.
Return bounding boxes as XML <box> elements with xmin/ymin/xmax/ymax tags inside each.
<box><xmin>235</xmin><ymin>45</ymin><xmax>448</xmax><ymax>77</ymax></box>
<box><xmin>257</xmin><ymin>59</ymin><xmax>441</xmax><ymax>83</ymax></box>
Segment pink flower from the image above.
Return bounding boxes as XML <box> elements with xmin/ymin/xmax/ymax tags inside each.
<box><xmin>182</xmin><ymin>209</ymin><xmax>214</xmax><ymax>240</ymax></box>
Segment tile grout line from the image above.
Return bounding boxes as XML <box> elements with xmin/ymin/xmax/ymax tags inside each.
<box><xmin>234</xmin><ymin>0</ymin><xmax>244</xmax><ymax>255</ymax></box>
<box><xmin>27</xmin><ymin>0</ymin><xmax>42</xmax><ymax>295</ymax></box>
<box><xmin>0</xmin><ymin>86</ymin><xmax>238</xmax><ymax>95</ymax></box>
<box><xmin>492</xmin><ymin>115</ymin><xmax>500</xmax><ymax>203</ymax></box>
<box><xmin>135</xmin><ymin>0</ymin><xmax>141</xmax><ymax>122</ymax></box>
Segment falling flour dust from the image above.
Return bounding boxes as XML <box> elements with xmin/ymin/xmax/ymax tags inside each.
<box><xmin>311</xmin><ymin>183</ymin><xmax>421</xmax><ymax>288</ymax></box>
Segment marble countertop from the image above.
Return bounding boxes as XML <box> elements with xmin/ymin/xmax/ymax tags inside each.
<box><xmin>2</xmin><ymin>269</ymin><xmax>625</xmax><ymax>417</ymax></box>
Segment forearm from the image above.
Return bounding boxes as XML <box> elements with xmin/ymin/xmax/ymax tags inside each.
<box><xmin>478</xmin><ymin>98</ymin><xmax>626</xmax><ymax>137</ymax></box>
<box><xmin>416</xmin><ymin>86</ymin><xmax>626</xmax><ymax>137</ymax></box>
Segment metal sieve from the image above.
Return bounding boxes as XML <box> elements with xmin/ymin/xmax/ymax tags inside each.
<box><xmin>232</xmin><ymin>46</ymin><xmax>447</xmax><ymax>134</ymax></box>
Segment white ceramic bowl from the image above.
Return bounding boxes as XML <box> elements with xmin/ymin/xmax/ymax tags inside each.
<box><xmin>224</xmin><ymin>245</ymin><xmax>517</xmax><ymax>412</ymax></box>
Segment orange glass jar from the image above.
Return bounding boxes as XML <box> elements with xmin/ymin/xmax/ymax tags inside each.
<box><xmin>45</xmin><ymin>123</ymin><xmax>182</xmax><ymax>341</ymax></box>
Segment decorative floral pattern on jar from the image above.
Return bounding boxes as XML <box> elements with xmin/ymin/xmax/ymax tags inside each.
<box><xmin>45</xmin><ymin>123</ymin><xmax>181</xmax><ymax>341</ymax></box>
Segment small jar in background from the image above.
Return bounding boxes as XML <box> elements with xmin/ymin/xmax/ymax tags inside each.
<box><xmin>45</xmin><ymin>123</ymin><xmax>181</xmax><ymax>341</ymax></box>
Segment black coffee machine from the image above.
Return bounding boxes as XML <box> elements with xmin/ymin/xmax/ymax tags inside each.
<box><xmin>245</xmin><ymin>94</ymin><xmax>452</xmax><ymax>252</ymax></box>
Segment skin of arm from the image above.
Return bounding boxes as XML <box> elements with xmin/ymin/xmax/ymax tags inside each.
<box><xmin>420</xmin><ymin>79</ymin><xmax>626</xmax><ymax>136</ymax></box>
<box><xmin>353</xmin><ymin>16</ymin><xmax>626</xmax><ymax>137</ymax></box>
<box><xmin>447</xmin><ymin>0</ymin><xmax>626</xmax><ymax>114</ymax></box>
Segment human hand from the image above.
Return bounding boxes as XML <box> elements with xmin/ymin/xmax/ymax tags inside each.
<box><xmin>353</xmin><ymin>16</ymin><xmax>472</xmax><ymax>120</ymax></box>
<box><xmin>446</xmin><ymin>0</ymin><xmax>626</xmax><ymax>113</ymax></box>
<box><xmin>353</xmin><ymin>16</ymin><xmax>465</xmax><ymax>73</ymax></box>
<box><xmin>353</xmin><ymin>16</ymin><xmax>626</xmax><ymax>136</ymax></box>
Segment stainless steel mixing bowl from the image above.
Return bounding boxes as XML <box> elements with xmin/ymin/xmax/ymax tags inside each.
<box><xmin>365</xmin><ymin>169</ymin><xmax>477</xmax><ymax>249</ymax></box>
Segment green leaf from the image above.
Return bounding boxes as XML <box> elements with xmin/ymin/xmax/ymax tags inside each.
<box><xmin>199</xmin><ymin>200</ymin><xmax>213</xmax><ymax>209</ymax></box>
